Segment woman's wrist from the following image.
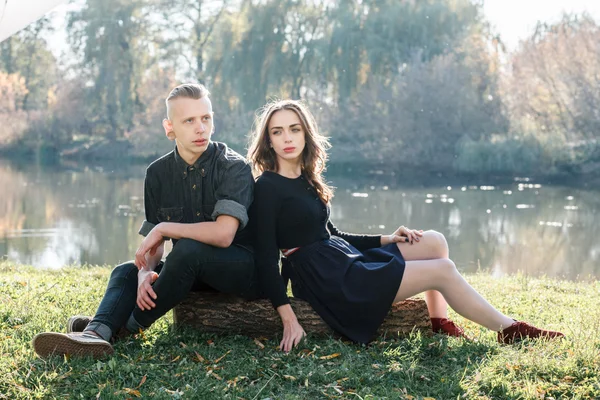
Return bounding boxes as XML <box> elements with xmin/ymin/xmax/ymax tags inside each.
<box><xmin>277</xmin><ymin>304</ymin><xmax>297</xmax><ymax>324</ymax></box>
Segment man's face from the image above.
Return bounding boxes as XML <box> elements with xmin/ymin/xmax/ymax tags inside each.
<box><xmin>163</xmin><ymin>96</ymin><xmax>214</xmax><ymax>164</ymax></box>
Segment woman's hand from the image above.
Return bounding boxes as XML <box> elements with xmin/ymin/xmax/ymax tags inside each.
<box><xmin>276</xmin><ymin>304</ymin><xmax>306</xmax><ymax>352</ymax></box>
<box><xmin>382</xmin><ymin>225</ymin><xmax>424</xmax><ymax>245</ymax></box>
<box><xmin>281</xmin><ymin>318</ymin><xmax>306</xmax><ymax>352</ymax></box>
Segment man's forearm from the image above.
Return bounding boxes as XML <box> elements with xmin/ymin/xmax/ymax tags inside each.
<box><xmin>155</xmin><ymin>220</ymin><xmax>235</xmax><ymax>248</ymax></box>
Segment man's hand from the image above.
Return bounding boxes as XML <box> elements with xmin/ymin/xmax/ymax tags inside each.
<box><xmin>135</xmin><ymin>226</ymin><xmax>164</xmax><ymax>269</ymax></box>
<box><xmin>137</xmin><ymin>269</ymin><xmax>159</xmax><ymax>310</ymax></box>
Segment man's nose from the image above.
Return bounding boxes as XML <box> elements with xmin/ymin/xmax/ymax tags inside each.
<box><xmin>196</xmin><ymin>121</ymin><xmax>206</xmax><ymax>133</ymax></box>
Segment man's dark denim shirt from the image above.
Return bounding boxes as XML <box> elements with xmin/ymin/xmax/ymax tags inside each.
<box><xmin>138</xmin><ymin>141</ymin><xmax>254</xmax><ymax>248</ymax></box>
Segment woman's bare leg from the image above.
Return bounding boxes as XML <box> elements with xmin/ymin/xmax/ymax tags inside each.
<box><xmin>394</xmin><ymin>258</ymin><xmax>514</xmax><ymax>331</ymax></box>
<box><xmin>396</xmin><ymin>230</ymin><xmax>450</xmax><ymax>318</ymax></box>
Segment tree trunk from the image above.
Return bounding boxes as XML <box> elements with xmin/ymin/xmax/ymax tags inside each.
<box><xmin>173</xmin><ymin>292</ymin><xmax>431</xmax><ymax>339</ymax></box>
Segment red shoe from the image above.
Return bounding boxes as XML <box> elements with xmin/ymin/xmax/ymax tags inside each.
<box><xmin>498</xmin><ymin>321</ymin><xmax>565</xmax><ymax>344</ymax></box>
<box><xmin>431</xmin><ymin>318</ymin><xmax>468</xmax><ymax>338</ymax></box>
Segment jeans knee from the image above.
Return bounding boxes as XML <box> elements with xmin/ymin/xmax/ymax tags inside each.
<box><xmin>165</xmin><ymin>239</ymin><xmax>213</xmax><ymax>270</ymax></box>
<box><xmin>111</xmin><ymin>262</ymin><xmax>138</xmax><ymax>279</ymax></box>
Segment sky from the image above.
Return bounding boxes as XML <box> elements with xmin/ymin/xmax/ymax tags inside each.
<box><xmin>483</xmin><ymin>0</ymin><xmax>600</xmax><ymax>50</ymax></box>
<box><xmin>4</xmin><ymin>0</ymin><xmax>600</xmax><ymax>54</ymax></box>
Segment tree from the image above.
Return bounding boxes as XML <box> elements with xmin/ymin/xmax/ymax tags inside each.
<box><xmin>68</xmin><ymin>0</ymin><xmax>146</xmax><ymax>140</ymax></box>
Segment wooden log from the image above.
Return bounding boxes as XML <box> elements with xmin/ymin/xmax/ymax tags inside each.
<box><xmin>173</xmin><ymin>292</ymin><xmax>431</xmax><ymax>339</ymax></box>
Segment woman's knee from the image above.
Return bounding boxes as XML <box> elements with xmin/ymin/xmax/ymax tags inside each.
<box><xmin>439</xmin><ymin>257</ymin><xmax>458</xmax><ymax>276</ymax></box>
<box><xmin>424</xmin><ymin>230</ymin><xmax>448</xmax><ymax>258</ymax></box>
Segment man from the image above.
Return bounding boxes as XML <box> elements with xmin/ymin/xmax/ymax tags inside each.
<box><xmin>33</xmin><ymin>83</ymin><xmax>260</xmax><ymax>358</ymax></box>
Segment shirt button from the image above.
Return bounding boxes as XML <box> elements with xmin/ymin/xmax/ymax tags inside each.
<box><xmin>190</xmin><ymin>167</ymin><xmax>195</xmax><ymax>171</ymax></box>
<box><xmin>192</xmin><ymin>184</ymin><xmax>196</xmax><ymax>190</ymax></box>
<box><xmin>167</xmin><ymin>216</ymin><xmax>171</xmax><ymax>221</ymax></box>
<box><xmin>196</xmin><ymin>211</ymin><xmax>201</xmax><ymax>217</ymax></box>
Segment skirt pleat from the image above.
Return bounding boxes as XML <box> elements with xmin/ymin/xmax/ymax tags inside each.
<box><xmin>284</xmin><ymin>236</ymin><xmax>406</xmax><ymax>343</ymax></box>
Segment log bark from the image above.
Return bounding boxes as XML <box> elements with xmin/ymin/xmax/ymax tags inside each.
<box><xmin>173</xmin><ymin>292</ymin><xmax>431</xmax><ymax>339</ymax></box>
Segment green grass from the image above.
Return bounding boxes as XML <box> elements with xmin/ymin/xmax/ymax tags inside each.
<box><xmin>0</xmin><ymin>262</ymin><xmax>598</xmax><ymax>400</ymax></box>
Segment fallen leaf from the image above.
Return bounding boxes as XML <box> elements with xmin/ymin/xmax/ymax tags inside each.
<box><xmin>179</xmin><ymin>342</ymin><xmax>187</xmax><ymax>348</ymax></box>
<box><xmin>254</xmin><ymin>338</ymin><xmax>265</xmax><ymax>349</ymax></box>
<box><xmin>136</xmin><ymin>375</ymin><xmax>146</xmax><ymax>388</ymax></box>
<box><xmin>319</xmin><ymin>353</ymin><xmax>341</xmax><ymax>360</ymax></box>
<box><xmin>171</xmin><ymin>355</ymin><xmax>180</xmax><ymax>362</ymax></box>
<box><xmin>283</xmin><ymin>375</ymin><xmax>296</xmax><ymax>381</ymax></box>
<box><xmin>207</xmin><ymin>339</ymin><xmax>214</xmax><ymax>346</ymax></box>
<box><xmin>122</xmin><ymin>388</ymin><xmax>141</xmax><ymax>398</ymax></box>
<box><xmin>194</xmin><ymin>351</ymin><xmax>206</xmax><ymax>363</ymax></box>
<box><xmin>207</xmin><ymin>370</ymin><xmax>222</xmax><ymax>380</ymax></box>
<box><xmin>214</xmin><ymin>350</ymin><xmax>231</xmax><ymax>364</ymax></box>
<box><xmin>424</xmin><ymin>398</ymin><xmax>437</xmax><ymax>400</ymax></box>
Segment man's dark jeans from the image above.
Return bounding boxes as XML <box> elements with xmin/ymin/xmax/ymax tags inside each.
<box><xmin>85</xmin><ymin>239</ymin><xmax>259</xmax><ymax>341</ymax></box>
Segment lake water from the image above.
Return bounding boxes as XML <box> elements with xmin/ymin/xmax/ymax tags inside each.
<box><xmin>1</xmin><ymin>160</ymin><xmax>599</xmax><ymax>280</ymax></box>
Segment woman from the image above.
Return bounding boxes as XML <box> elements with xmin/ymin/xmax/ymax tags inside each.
<box><xmin>248</xmin><ymin>99</ymin><xmax>564</xmax><ymax>352</ymax></box>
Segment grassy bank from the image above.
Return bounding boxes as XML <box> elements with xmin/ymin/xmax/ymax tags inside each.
<box><xmin>0</xmin><ymin>263</ymin><xmax>598</xmax><ymax>399</ymax></box>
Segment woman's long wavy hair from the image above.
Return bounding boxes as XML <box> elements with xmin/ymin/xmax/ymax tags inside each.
<box><xmin>248</xmin><ymin>99</ymin><xmax>334</xmax><ymax>203</ymax></box>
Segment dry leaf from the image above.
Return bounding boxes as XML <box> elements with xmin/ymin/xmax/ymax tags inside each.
<box><xmin>319</xmin><ymin>353</ymin><xmax>341</xmax><ymax>360</ymax></box>
<box><xmin>254</xmin><ymin>338</ymin><xmax>265</xmax><ymax>349</ymax></box>
<box><xmin>207</xmin><ymin>370</ymin><xmax>223</xmax><ymax>380</ymax></box>
<box><xmin>195</xmin><ymin>351</ymin><xmax>206</xmax><ymax>363</ymax></box>
<box><xmin>122</xmin><ymin>388</ymin><xmax>141</xmax><ymax>398</ymax></box>
<box><xmin>207</xmin><ymin>339</ymin><xmax>214</xmax><ymax>346</ymax></box>
<box><xmin>423</xmin><ymin>398</ymin><xmax>437</xmax><ymax>400</ymax></box>
<box><xmin>179</xmin><ymin>342</ymin><xmax>187</xmax><ymax>348</ymax></box>
<box><xmin>283</xmin><ymin>375</ymin><xmax>297</xmax><ymax>381</ymax></box>
<box><xmin>214</xmin><ymin>350</ymin><xmax>231</xmax><ymax>364</ymax></box>
<box><xmin>136</xmin><ymin>375</ymin><xmax>147</xmax><ymax>388</ymax></box>
<box><xmin>171</xmin><ymin>355</ymin><xmax>181</xmax><ymax>362</ymax></box>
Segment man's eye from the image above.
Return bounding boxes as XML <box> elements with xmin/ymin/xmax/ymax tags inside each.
<box><xmin>186</xmin><ymin>119</ymin><xmax>193</xmax><ymax>123</ymax></box>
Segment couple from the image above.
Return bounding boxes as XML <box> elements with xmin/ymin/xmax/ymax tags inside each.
<box><xmin>33</xmin><ymin>83</ymin><xmax>564</xmax><ymax>358</ymax></box>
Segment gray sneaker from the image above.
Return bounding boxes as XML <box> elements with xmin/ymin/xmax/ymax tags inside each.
<box><xmin>32</xmin><ymin>332</ymin><xmax>114</xmax><ymax>359</ymax></box>
<box><xmin>66</xmin><ymin>315</ymin><xmax>92</xmax><ymax>333</ymax></box>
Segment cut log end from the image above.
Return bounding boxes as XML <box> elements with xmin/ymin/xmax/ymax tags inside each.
<box><xmin>173</xmin><ymin>292</ymin><xmax>431</xmax><ymax>339</ymax></box>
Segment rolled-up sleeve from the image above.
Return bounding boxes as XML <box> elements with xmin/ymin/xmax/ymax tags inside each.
<box><xmin>138</xmin><ymin>168</ymin><xmax>160</xmax><ymax>237</ymax></box>
<box><xmin>211</xmin><ymin>158</ymin><xmax>253</xmax><ymax>229</ymax></box>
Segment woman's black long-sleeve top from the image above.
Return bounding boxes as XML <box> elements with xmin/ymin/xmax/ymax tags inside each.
<box><xmin>252</xmin><ymin>171</ymin><xmax>382</xmax><ymax>308</ymax></box>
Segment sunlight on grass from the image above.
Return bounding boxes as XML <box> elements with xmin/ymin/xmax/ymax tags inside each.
<box><xmin>0</xmin><ymin>262</ymin><xmax>598</xmax><ymax>399</ymax></box>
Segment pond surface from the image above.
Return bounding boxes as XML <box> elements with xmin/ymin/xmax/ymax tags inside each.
<box><xmin>1</xmin><ymin>160</ymin><xmax>599</xmax><ymax>280</ymax></box>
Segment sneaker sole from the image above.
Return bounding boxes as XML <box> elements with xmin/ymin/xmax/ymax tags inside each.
<box><xmin>33</xmin><ymin>333</ymin><xmax>114</xmax><ymax>359</ymax></box>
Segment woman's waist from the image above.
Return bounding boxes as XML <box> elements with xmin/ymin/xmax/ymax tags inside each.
<box><xmin>281</xmin><ymin>236</ymin><xmax>352</xmax><ymax>259</ymax></box>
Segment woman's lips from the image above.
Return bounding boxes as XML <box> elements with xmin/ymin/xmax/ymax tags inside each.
<box><xmin>283</xmin><ymin>147</ymin><xmax>296</xmax><ymax>153</ymax></box>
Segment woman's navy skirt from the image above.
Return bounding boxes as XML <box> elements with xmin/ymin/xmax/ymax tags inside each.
<box><xmin>283</xmin><ymin>236</ymin><xmax>406</xmax><ymax>344</ymax></box>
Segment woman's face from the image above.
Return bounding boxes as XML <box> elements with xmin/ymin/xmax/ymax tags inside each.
<box><xmin>268</xmin><ymin>109</ymin><xmax>306</xmax><ymax>165</ymax></box>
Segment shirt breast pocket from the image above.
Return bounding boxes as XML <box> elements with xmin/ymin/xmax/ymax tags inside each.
<box><xmin>157</xmin><ymin>207</ymin><xmax>184</xmax><ymax>222</ymax></box>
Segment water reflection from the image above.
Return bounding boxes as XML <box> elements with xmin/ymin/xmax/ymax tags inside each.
<box><xmin>1</xmin><ymin>160</ymin><xmax>599</xmax><ymax>279</ymax></box>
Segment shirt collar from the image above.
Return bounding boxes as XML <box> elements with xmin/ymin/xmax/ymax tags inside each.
<box><xmin>173</xmin><ymin>142</ymin><xmax>216</xmax><ymax>177</ymax></box>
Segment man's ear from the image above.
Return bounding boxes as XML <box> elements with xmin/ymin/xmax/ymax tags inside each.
<box><xmin>163</xmin><ymin>118</ymin><xmax>175</xmax><ymax>141</ymax></box>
